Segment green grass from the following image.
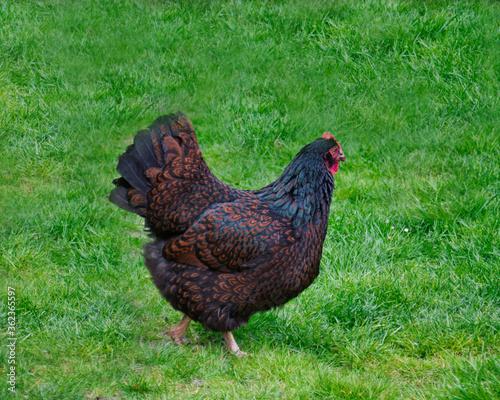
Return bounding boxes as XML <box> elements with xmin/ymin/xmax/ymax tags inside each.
<box><xmin>1</xmin><ymin>0</ymin><xmax>499</xmax><ymax>398</ymax></box>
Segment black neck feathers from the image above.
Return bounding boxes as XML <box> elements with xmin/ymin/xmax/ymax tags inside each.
<box><xmin>257</xmin><ymin>139</ymin><xmax>336</xmax><ymax>228</ymax></box>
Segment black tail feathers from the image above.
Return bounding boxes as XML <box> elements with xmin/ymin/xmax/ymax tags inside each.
<box><xmin>109</xmin><ymin>112</ymin><xmax>194</xmax><ymax>217</ymax></box>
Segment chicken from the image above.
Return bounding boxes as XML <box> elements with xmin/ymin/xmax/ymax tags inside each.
<box><xmin>110</xmin><ymin>112</ymin><xmax>346</xmax><ymax>356</ymax></box>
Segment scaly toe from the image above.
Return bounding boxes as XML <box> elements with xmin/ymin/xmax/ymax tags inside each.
<box><xmin>168</xmin><ymin>330</ymin><xmax>185</xmax><ymax>345</ymax></box>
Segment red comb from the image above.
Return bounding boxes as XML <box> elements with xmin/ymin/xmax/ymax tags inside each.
<box><xmin>322</xmin><ymin>132</ymin><xmax>336</xmax><ymax>140</ymax></box>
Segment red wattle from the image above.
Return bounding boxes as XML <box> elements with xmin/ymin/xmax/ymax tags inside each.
<box><xmin>330</xmin><ymin>162</ymin><xmax>339</xmax><ymax>175</ymax></box>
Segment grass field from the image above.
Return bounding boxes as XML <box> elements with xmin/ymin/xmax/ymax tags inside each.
<box><xmin>1</xmin><ymin>0</ymin><xmax>499</xmax><ymax>398</ymax></box>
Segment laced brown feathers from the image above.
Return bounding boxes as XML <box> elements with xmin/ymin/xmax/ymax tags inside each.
<box><xmin>110</xmin><ymin>112</ymin><xmax>346</xmax><ymax>356</ymax></box>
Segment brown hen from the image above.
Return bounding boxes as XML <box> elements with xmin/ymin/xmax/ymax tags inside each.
<box><xmin>110</xmin><ymin>112</ymin><xmax>346</xmax><ymax>356</ymax></box>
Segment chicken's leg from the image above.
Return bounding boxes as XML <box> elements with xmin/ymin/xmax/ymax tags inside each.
<box><xmin>167</xmin><ymin>315</ymin><xmax>191</xmax><ymax>345</ymax></box>
<box><xmin>223</xmin><ymin>332</ymin><xmax>247</xmax><ymax>357</ymax></box>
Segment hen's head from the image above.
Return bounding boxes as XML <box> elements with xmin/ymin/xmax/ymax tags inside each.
<box><xmin>321</xmin><ymin>132</ymin><xmax>346</xmax><ymax>175</ymax></box>
<box><xmin>265</xmin><ymin>131</ymin><xmax>346</xmax><ymax>223</ymax></box>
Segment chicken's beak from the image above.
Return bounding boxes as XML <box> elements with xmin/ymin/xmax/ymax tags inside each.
<box><xmin>338</xmin><ymin>150</ymin><xmax>347</xmax><ymax>163</ymax></box>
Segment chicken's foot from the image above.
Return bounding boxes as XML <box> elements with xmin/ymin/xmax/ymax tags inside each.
<box><xmin>223</xmin><ymin>332</ymin><xmax>247</xmax><ymax>357</ymax></box>
<box><xmin>167</xmin><ymin>315</ymin><xmax>191</xmax><ymax>345</ymax></box>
